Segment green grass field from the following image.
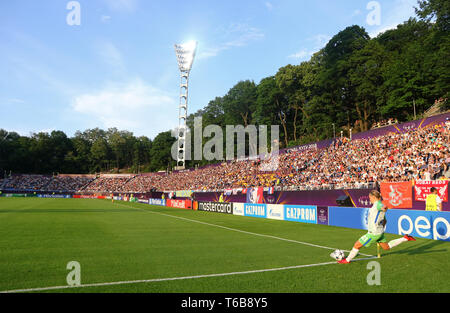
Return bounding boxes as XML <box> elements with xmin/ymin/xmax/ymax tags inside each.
<box><xmin>0</xmin><ymin>197</ymin><xmax>449</xmax><ymax>293</ymax></box>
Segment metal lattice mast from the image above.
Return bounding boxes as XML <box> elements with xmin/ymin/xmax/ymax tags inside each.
<box><xmin>174</xmin><ymin>41</ymin><xmax>197</xmax><ymax>169</ymax></box>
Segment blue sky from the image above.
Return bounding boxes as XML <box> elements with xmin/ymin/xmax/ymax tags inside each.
<box><xmin>0</xmin><ymin>0</ymin><xmax>419</xmax><ymax>139</ymax></box>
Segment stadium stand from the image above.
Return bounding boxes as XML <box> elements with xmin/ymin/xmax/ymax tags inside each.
<box><xmin>2</xmin><ymin>175</ymin><xmax>94</xmax><ymax>193</ymax></box>
<box><xmin>81</xmin><ymin>175</ymin><xmax>134</xmax><ymax>193</ymax></box>
<box><xmin>117</xmin><ymin>173</ymin><xmax>165</xmax><ymax>193</ymax></box>
<box><xmin>118</xmin><ymin>117</ymin><xmax>449</xmax><ymax>192</ymax></box>
<box><xmin>44</xmin><ymin>175</ymin><xmax>95</xmax><ymax>192</ymax></box>
<box><xmin>2</xmin><ymin>175</ymin><xmax>53</xmax><ymax>192</ymax></box>
<box><xmin>1</xmin><ymin>115</ymin><xmax>449</xmax><ymax>194</ymax></box>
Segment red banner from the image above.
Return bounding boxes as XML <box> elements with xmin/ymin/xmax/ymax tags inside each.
<box><xmin>380</xmin><ymin>181</ymin><xmax>413</xmax><ymax>209</ymax></box>
<box><xmin>73</xmin><ymin>195</ymin><xmax>106</xmax><ymax>199</ymax></box>
<box><xmin>167</xmin><ymin>199</ymin><xmax>192</xmax><ymax>210</ymax></box>
<box><xmin>414</xmin><ymin>180</ymin><xmax>448</xmax><ymax>202</ymax></box>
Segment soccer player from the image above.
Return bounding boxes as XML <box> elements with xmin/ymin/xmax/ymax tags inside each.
<box><xmin>338</xmin><ymin>190</ymin><xmax>416</xmax><ymax>264</ymax></box>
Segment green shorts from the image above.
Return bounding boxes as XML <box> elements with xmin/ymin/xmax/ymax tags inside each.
<box><xmin>358</xmin><ymin>233</ymin><xmax>386</xmax><ymax>248</ymax></box>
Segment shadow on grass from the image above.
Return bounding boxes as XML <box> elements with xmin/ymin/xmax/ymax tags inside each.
<box><xmin>383</xmin><ymin>239</ymin><xmax>448</xmax><ymax>257</ymax></box>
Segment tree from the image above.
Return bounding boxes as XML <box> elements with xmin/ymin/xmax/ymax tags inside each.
<box><xmin>348</xmin><ymin>40</ymin><xmax>387</xmax><ymax>131</ymax></box>
<box><xmin>0</xmin><ymin>130</ymin><xmax>29</xmax><ymax>175</ymax></box>
<box><xmin>105</xmin><ymin>128</ymin><xmax>140</xmax><ymax>171</ymax></box>
<box><xmin>29</xmin><ymin>132</ymin><xmax>54</xmax><ymax>174</ymax></box>
<box><xmin>149</xmin><ymin>131</ymin><xmax>176</xmax><ymax>172</ymax></box>
<box><xmin>223</xmin><ymin>80</ymin><xmax>258</xmax><ymax>127</ymax></box>
<box><xmin>378</xmin><ymin>19</ymin><xmax>447</xmax><ymax>119</ymax></box>
<box><xmin>255</xmin><ymin>76</ymin><xmax>290</xmax><ymax>147</ymax></box>
<box><xmin>416</xmin><ymin>0</ymin><xmax>450</xmax><ymax>32</ymax></box>
<box><xmin>132</xmin><ymin>136</ymin><xmax>152</xmax><ymax>173</ymax></box>
<box><xmin>222</xmin><ymin>80</ymin><xmax>258</xmax><ymax>157</ymax></box>
<box><xmin>275</xmin><ymin>63</ymin><xmax>313</xmax><ymax>142</ymax></box>
<box><xmin>48</xmin><ymin>131</ymin><xmax>73</xmax><ymax>173</ymax></box>
<box><xmin>90</xmin><ymin>138</ymin><xmax>109</xmax><ymax>173</ymax></box>
<box><xmin>71</xmin><ymin>135</ymin><xmax>92</xmax><ymax>173</ymax></box>
<box><xmin>319</xmin><ymin>25</ymin><xmax>371</xmax><ymax>132</ymax></box>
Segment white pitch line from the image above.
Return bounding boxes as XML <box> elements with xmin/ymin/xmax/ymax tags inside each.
<box><xmin>0</xmin><ymin>257</ymin><xmax>376</xmax><ymax>293</ymax></box>
<box><xmin>117</xmin><ymin>202</ymin><xmax>374</xmax><ymax>257</ymax></box>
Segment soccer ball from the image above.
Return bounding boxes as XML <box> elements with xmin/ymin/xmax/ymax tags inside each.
<box><xmin>330</xmin><ymin>249</ymin><xmax>345</xmax><ymax>261</ymax></box>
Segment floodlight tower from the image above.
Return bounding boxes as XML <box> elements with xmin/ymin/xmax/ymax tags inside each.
<box><xmin>174</xmin><ymin>41</ymin><xmax>197</xmax><ymax>170</ymax></box>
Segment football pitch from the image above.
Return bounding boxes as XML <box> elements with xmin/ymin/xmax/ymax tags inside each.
<box><xmin>0</xmin><ymin>198</ymin><xmax>448</xmax><ymax>293</ymax></box>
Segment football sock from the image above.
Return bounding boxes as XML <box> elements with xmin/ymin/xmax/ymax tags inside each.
<box><xmin>388</xmin><ymin>237</ymin><xmax>408</xmax><ymax>249</ymax></box>
<box><xmin>346</xmin><ymin>248</ymin><xmax>359</xmax><ymax>262</ymax></box>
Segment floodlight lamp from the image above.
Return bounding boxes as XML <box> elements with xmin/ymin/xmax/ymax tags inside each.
<box><xmin>174</xmin><ymin>41</ymin><xmax>197</xmax><ymax>72</ymax></box>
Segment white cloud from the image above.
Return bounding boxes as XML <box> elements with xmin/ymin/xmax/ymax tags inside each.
<box><xmin>288</xmin><ymin>34</ymin><xmax>331</xmax><ymax>61</ymax></box>
<box><xmin>197</xmin><ymin>47</ymin><xmax>223</xmax><ymax>60</ymax></box>
<box><xmin>225</xmin><ymin>24</ymin><xmax>265</xmax><ymax>47</ymax></box>
<box><xmin>9</xmin><ymin>56</ymin><xmax>77</xmax><ymax>95</ymax></box>
<box><xmin>101</xmin><ymin>15</ymin><xmax>111</xmax><ymax>23</ymax></box>
<box><xmin>311</xmin><ymin>34</ymin><xmax>332</xmax><ymax>48</ymax></box>
<box><xmin>6</xmin><ymin>98</ymin><xmax>26</xmax><ymax>105</ymax></box>
<box><xmin>369</xmin><ymin>24</ymin><xmax>397</xmax><ymax>38</ymax></box>
<box><xmin>95</xmin><ymin>41</ymin><xmax>125</xmax><ymax>71</ymax></box>
<box><xmin>37</xmin><ymin>128</ymin><xmax>56</xmax><ymax>135</ymax></box>
<box><xmin>352</xmin><ymin>9</ymin><xmax>362</xmax><ymax>17</ymax></box>
<box><xmin>288</xmin><ymin>49</ymin><xmax>311</xmax><ymax>61</ymax></box>
<box><xmin>103</xmin><ymin>0</ymin><xmax>138</xmax><ymax>12</ymax></box>
<box><xmin>265</xmin><ymin>1</ymin><xmax>273</xmax><ymax>11</ymax></box>
<box><xmin>71</xmin><ymin>78</ymin><xmax>177</xmax><ymax>138</ymax></box>
<box><xmin>197</xmin><ymin>23</ymin><xmax>264</xmax><ymax>60</ymax></box>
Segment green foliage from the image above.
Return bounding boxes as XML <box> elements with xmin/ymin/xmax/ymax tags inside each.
<box><xmin>1</xmin><ymin>11</ymin><xmax>448</xmax><ymax>175</ymax></box>
<box><xmin>149</xmin><ymin>131</ymin><xmax>176</xmax><ymax>172</ymax></box>
<box><xmin>0</xmin><ymin>127</ymin><xmax>155</xmax><ymax>175</ymax></box>
<box><xmin>416</xmin><ymin>0</ymin><xmax>450</xmax><ymax>32</ymax></box>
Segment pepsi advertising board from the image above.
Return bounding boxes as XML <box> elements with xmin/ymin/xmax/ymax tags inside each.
<box><xmin>385</xmin><ymin>209</ymin><xmax>450</xmax><ymax>242</ymax></box>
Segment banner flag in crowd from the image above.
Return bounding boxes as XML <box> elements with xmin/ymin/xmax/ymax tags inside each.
<box><xmin>380</xmin><ymin>181</ymin><xmax>413</xmax><ymax>209</ymax></box>
<box><xmin>246</xmin><ymin>187</ymin><xmax>264</xmax><ymax>204</ymax></box>
<box><xmin>414</xmin><ymin>180</ymin><xmax>448</xmax><ymax>202</ymax></box>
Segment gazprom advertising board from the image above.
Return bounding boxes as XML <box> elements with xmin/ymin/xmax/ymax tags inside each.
<box><xmin>233</xmin><ymin>203</ymin><xmax>245</xmax><ymax>216</ymax></box>
<box><xmin>244</xmin><ymin>203</ymin><xmax>267</xmax><ymax>219</ymax></box>
<box><xmin>283</xmin><ymin>205</ymin><xmax>317</xmax><ymax>224</ymax></box>
<box><xmin>267</xmin><ymin>204</ymin><xmax>284</xmax><ymax>220</ymax></box>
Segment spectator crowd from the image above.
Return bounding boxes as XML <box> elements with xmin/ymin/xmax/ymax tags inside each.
<box><xmin>46</xmin><ymin>176</ymin><xmax>94</xmax><ymax>192</ymax></box>
<box><xmin>371</xmin><ymin>118</ymin><xmax>399</xmax><ymax>129</ymax></box>
<box><xmin>2</xmin><ymin>120</ymin><xmax>449</xmax><ymax>193</ymax></box>
<box><xmin>2</xmin><ymin>175</ymin><xmax>94</xmax><ymax>192</ymax></box>
<box><xmin>2</xmin><ymin>175</ymin><xmax>54</xmax><ymax>191</ymax></box>
<box><xmin>82</xmin><ymin>176</ymin><xmax>132</xmax><ymax>193</ymax></box>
